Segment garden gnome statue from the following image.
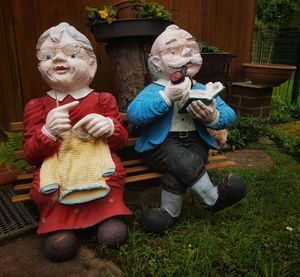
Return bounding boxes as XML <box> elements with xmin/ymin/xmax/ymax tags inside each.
<box><xmin>23</xmin><ymin>22</ymin><xmax>131</xmax><ymax>261</ymax></box>
<box><xmin>127</xmin><ymin>25</ymin><xmax>246</xmax><ymax>235</ymax></box>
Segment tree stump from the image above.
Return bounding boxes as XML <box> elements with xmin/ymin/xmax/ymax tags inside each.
<box><xmin>90</xmin><ymin>19</ymin><xmax>173</xmax><ymax>111</ymax></box>
<box><xmin>106</xmin><ymin>37</ymin><xmax>154</xmax><ymax>111</ymax></box>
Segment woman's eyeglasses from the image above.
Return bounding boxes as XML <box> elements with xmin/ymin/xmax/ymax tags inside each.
<box><xmin>37</xmin><ymin>43</ymin><xmax>84</xmax><ymax>61</ymax></box>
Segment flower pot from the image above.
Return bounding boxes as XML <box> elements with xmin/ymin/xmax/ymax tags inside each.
<box><xmin>0</xmin><ymin>166</ymin><xmax>19</xmax><ymax>186</ymax></box>
<box><xmin>113</xmin><ymin>0</ymin><xmax>144</xmax><ymax>19</ymax></box>
<box><xmin>196</xmin><ymin>52</ymin><xmax>236</xmax><ymax>78</ymax></box>
<box><xmin>193</xmin><ymin>52</ymin><xmax>236</xmax><ymax>101</ymax></box>
<box><xmin>91</xmin><ymin>19</ymin><xmax>173</xmax><ymax>42</ymax></box>
<box><xmin>242</xmin><ymin>63</ymin><xmax>297</xmax><ymax>87</ymax></box>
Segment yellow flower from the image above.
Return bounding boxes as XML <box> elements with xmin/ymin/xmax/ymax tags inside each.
<box><xmin>99</xmin><ymin>10</ymin><xmax>108</xmax><ymax>19</ymax></box>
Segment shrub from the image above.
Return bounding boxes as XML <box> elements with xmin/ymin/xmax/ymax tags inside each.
<box><xmin>228</xmin><ymin>115</ymin><xmax>265</xmax><ymax>149</ymax></box>
<box><xmin>267</xmin><ymin>96</ymin><xmax>300</xmax><ymax>123</ymax></box>
<box><xmin>266</xmin><ymin>126</ymin><xmax>300</xmax><ymax>161</ymax></box>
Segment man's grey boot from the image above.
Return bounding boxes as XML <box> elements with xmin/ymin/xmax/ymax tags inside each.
<box><xmin>191</xmin><ymin>172</ymin><xmax>246</xmax><ymax>212</ymax></box>
<box><xmin>139</xmin><ymin>189</ymin><xmax>183</xmax><ymax>235</ymax></box>
<box><xmin>190</xmin><ymin>172</ymin><xmax>219</xmax><ymax>207</ymax></box>
<box><xmin>205</xmin><ymin>174</ymin><xmax>247</xmax><ymax>212</ymax></box>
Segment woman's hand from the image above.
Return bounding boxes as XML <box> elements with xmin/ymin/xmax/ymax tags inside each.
<box><xmin>42</xmin><ymin>101</ymin><xmax>79</xmax><ymax>140</ymax></box>
<box><xmin>72</xmin><ymin>113</ymin><xmax>114</xmax><ymax>138</ymax></box>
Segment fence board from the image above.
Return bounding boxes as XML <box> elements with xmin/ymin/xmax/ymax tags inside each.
<box><xmin>0</xmin><ymin>1</ymin><xmax>23</xmax><ymax>130</ymax></box>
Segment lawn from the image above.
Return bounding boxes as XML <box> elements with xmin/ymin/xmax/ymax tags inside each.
<box><xmin>85</xmin><ymin>143</ymin><xmax>300</xmax><ymax>276</ymax></box>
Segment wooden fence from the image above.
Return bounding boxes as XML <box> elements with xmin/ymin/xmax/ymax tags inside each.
<box><xmin>0</xmin><ymin>0</ymin><xmax>255</xmax><ymax>130</ymax></box>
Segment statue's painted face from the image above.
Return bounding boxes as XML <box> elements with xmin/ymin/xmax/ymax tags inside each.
<box><xmin>37</xmin><ymin>32</ymin><xmax>96</xmax><ymax>92</ymax></box>
<box><xmin>152</xmin><ymin>29</ymin><xmax>202</xmax><ymax>80</ymax></box>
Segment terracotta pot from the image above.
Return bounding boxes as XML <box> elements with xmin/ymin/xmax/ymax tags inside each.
<box><xmin>243</xmin><ymin>63</ymin><xmax>297</xmax><ymax>87</ymax></box>
<box><xmin>113</xmin><ymin>0</ymin><xmax>144</xmax><ymax>19</ymax></box>
<box><xmin>0</xmin><ymin>166</ymin><xmax>19</xmax><ymax>186</ymax></box>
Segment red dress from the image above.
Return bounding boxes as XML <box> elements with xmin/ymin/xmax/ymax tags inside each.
<box><xmin>23</xmin><ymin>91</ymin><xmax>132</xmax><ymax>234</ymax></box>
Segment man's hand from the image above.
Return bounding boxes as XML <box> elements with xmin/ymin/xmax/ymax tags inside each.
<box><xmin>72</xmin><ymin>114</ymin><xmax>114</xmax><ymax>139</ymax></box>
<box><xmin>43</xmin><ymin>101</ymin><xmax>79</xmax><ymax>139</ymax></box>
<box><xmin>186</xmin><ymin>100</ymin><xmax>219</xmax><ymax>125</ymax></box>
<box><xmin>163</xmin><ymin>77</ymin><xmax>191</xmax><ymax>102</ymax></box>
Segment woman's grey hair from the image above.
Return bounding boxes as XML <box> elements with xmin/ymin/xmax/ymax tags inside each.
<box><xmin>36</xmin><ymin>22</ymin><xmax>96</xmax><ymax>60</ymax></box>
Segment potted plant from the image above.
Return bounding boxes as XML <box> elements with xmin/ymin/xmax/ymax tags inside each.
<box><xmin>112</xmin><ymin>0</ymin><xmax>144</xmax><ymax>19</ymax></box>
<box><xmin>194</xmin><ymin>42</ymin><xmax>236</xmax><ymax>86</ymax></box>
<box><xmin>132</xmin><ymin>0</ymin><xmax>171</xmax><ymax>21</ymax></box>
<box><xmin>86</xmin><ymin>1</ymin><xmax>172</xmax><ymax>42</ymax></box>
<box><xmin>0</xmin><ymin>131</ymin><xmax>29</xmax><ymax>186</ymax></box>
<box><xmin>86</xmin><ymin>0</ymin><xmax>171</xmax><ymax>26</ymax></box>
<box><xmin>0</xmin><ymin>143</ymin><xmax>18</xmax><ymax>186</ymax></box>
<box><xmin>243</xmin><ymin>37</ymin><xmax>296</xmax><ymax>88</ymax></box>
<box><xmin>86</xmin><ymin>4</ymin><xmax>117</xmax><ymax>25</ymax></box>
<box><xmin>242</xmin><ymin>63</ymin><xmax>296</xmax><ymax>87</ymax></box>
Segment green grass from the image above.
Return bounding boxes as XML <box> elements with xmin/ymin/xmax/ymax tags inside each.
<box><xmin>84</xmin><ymin>144</ymin><xmax>300</xmax><ymax>276</ymax></box>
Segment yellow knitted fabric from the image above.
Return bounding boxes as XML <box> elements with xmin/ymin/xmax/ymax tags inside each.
<box><xmin>39</xmin><ymin>130</ymin><xmax>115</xmax><ymax>205</ymax></box>
<box><xmin>40</xmin><ymin>153</ymin><xmax>60</xmax><ymax>194</ymax></box>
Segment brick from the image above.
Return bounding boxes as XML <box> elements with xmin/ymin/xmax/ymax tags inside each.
<box><xmin>260</xmin><ymin>107</ymin><xmax>271</xmax><ymax>117</ymax></box>
<box><xmin>232</xmin><ymin>84</ymin><xmax>273</xmax><ymax>98</ymax></box>
<box><xmin>230</xmin><ymin>95</ymin><xmax>241</xmax><ymax>106</ymax></box>
<box><xmin>234</xmin><ymin>106</ymin><xmax>271</xmax><ymax>117</ymax></box>
<box><xmin>240</xmin><ymin>96</ymin><xmax>272</xmax><ymax>108</ymax></box>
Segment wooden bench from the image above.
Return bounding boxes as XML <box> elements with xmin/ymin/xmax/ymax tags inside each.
<box><xmin>10</xmin><ymin>113</ymin><xmax>236</xmax><ymax>203</ymax></box>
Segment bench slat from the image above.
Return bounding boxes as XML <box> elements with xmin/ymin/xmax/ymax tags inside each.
<box><xmin>208</xmin><ymin>155</ymin><xmax>227</xmax><ymax>161</ymax></box>
<box><xmin>205</xmin><ymin>160</ymin><xmax>236</xmax><ymax>170</ymax></box>
<box><xmin>14</xmin><ymin>183</ymin><xmax>31</xmax><ymax>191</ymax></box>
<box><xmin>17</xmin><ymin>173</ymin><xmax>33</xmax><ymax>181</ymax></box>
<box><xmin>127</xmin><ymin>137</ymin><xmax>137</xmax><ymax>147</ymax></box>
<box><xmin>122</xmin><ymin>159</ymin><xmax>143</xmax><ymax>166</ymax></box>
<box><xmin>15</xmin><ymin>150</ymin><xmax>24</xmax><ymax>160</ymax></box>
<box><xmin>12</xmin><ymin>194</ymin><xmax>30</xmax><ymax>203</ymax></box>
<box><xmin>10</xmin><ymin>122</ymin><xmax>24</xmax><ymax>131</ymax></box>
<box><xmin>125</xmin><ymin>166</ymin><xmax>150</xmax><ymax>174</ymax></box>
<box><xmin>120</xmin><ymin>113</ymin><xmax>128</xmax><ymax>121</ymax></box>
<box><xmin>125</xmin><ymin>172</ymin><xmax>163</xmax><ymax>183</ymax></box>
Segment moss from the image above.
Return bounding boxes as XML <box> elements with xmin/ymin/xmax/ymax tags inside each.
<box><xmin>274</xmin><ymin>120</ymin><xmax>300</xmax><ymax>138</ymax></box>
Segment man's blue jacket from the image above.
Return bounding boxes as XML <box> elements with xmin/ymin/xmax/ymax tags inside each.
<box><xmin>127</xmin><ymin>82</ymin><xmax>236</xmax><ymax>153</ymax></box>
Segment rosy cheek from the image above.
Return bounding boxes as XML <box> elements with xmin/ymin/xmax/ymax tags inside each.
<box><xmin>39</xmin><ymin>65</ymin><xmax>47</xmax><ymax>74</ymax></box>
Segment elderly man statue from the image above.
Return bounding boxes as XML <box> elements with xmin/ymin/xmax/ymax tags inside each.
<box><xmin>127</xmin><ymin>25</ymin><xmax>246</xmax><ymax>235</ymax></box>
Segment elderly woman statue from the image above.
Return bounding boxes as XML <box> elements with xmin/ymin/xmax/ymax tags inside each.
<box><xmin>127</xmin><ymin>25</ymin><xmax>246</xmax><ymax>235</ymax></box>
<box><xmin>23</xmin><ymin>22</ymin><xmax>131</xmax><ymax>261</ymax></box>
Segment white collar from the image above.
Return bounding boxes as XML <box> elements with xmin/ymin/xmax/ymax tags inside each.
<box><xmin>154</xmin><ymin>79</ymin><xmax>168</xmax><ymax>86</ymax></box>
<box><xmin>47</xmin><ymin>87</ymin><xmax>94</xmax><ymax>101</ymax></box>
<box><xmin>154</xmin><ymin>78</ymin><xmax>196</xmax><ymax>87</ymax></box>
